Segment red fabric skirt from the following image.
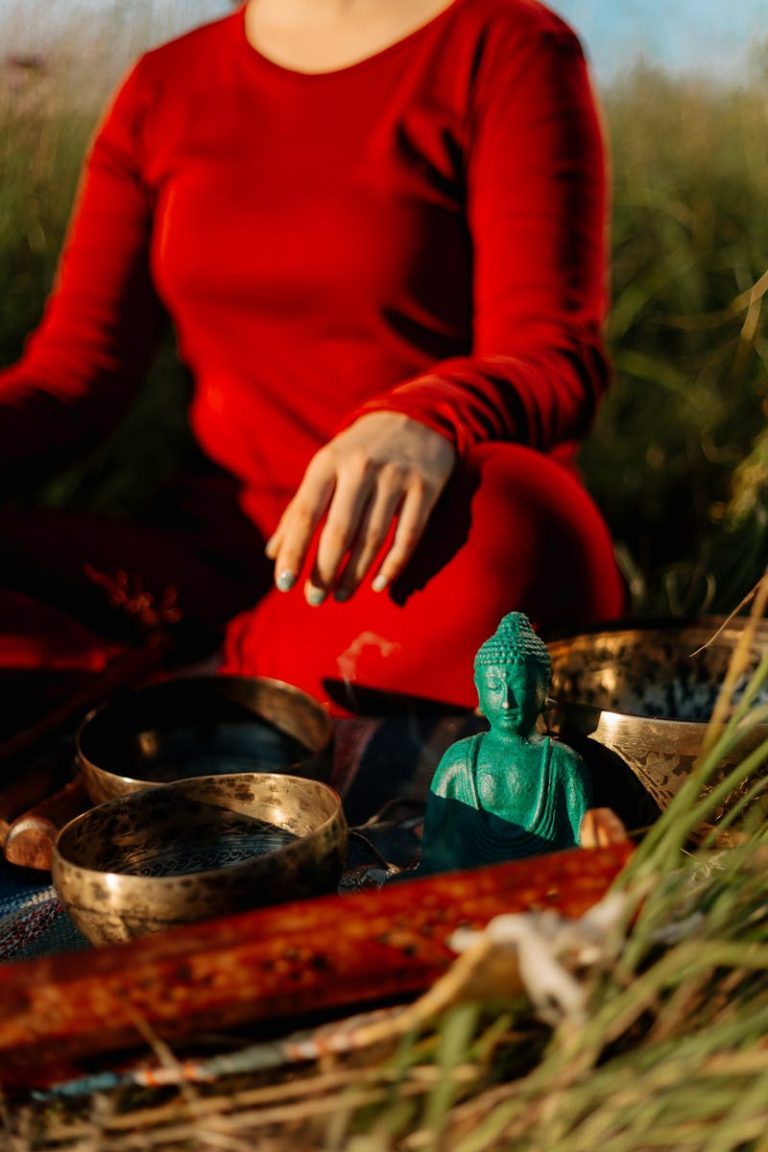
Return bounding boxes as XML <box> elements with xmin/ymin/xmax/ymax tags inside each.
<box><xmin>222</xmin><ymin>443</ymin><xmax>626</xmax><ymax>712</ymax></box>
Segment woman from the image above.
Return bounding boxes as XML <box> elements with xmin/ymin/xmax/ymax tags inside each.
<box><xmin>0</xmin><ymin>0</ymin><xmax>625</xmax><ymax>712</ymax></box>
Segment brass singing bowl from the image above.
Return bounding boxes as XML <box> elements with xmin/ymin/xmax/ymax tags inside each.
<box><xmin>77</xmin><ymin>676</ymin><xmax>334</xmax><ymax>804</ymax></box>
<box><xmin>544</xmin><ymin>618</ymin><xmax>768</xmax><ymax>832</ymax></box>
<box><xmin>52</xmin><ymin>773</ymin><xmax>348</xmax><ymax>945</ymax></box>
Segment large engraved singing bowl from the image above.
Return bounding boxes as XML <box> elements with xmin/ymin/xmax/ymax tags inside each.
<box><xmin>77</xmin><ymin>676</ymin><xmax>333</xmax><ymax>805</ymax></box>
<box><xmin>545</xmin><ymin>619</ymin><xmax>768</xmax><ymax>831</ymax></box>
<box><xmin>52</xmin><ymin>773</ymin><xmax>347</xmax><ymax>945</ymax></box>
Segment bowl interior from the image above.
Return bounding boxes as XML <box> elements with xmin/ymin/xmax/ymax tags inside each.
<box><xmin>548</xmin><ymin>622</ymin><xmax>768</xmax><ymax>721</ymax></box>
<box><xmin>77</xmin><ymin>676</ymin><xmax>333</xmax><ymax>795</ymax></box>
<box><xmin>55</xmin><ymin>773</ymin><xmax>343</xmax><ymax>880</ymax></box>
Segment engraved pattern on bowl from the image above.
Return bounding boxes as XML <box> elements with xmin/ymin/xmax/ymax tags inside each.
<box><xmin>545</xmin><ymin>620</ymin><xmax>768</xmax><ymax>830</ymax></box>
<box><xmin>52</xmin><ymin>773</ymin><xmax>347</xmax><ymax>945</ymax></box>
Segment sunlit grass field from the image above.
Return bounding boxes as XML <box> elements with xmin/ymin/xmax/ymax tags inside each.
<box><xmin>1</xmin><ymin>14</ymin><xmax>767</xmax><ymax>616</ymax></box>
<box><xmin>589</xmin><ymin>63</ymin><xmax>768</xmax><ymax>614</ymax></box>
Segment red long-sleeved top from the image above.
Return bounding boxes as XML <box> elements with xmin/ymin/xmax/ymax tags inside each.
<box><xmin>0</xmin><ymin>0</ymin><xmax>609</xmax><ymax>537</ymax></box>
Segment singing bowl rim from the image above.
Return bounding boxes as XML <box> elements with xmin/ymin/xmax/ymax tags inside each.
<box><xmin>53</xmin><ymin>772</ymin><xmax>346</xmax><ymax>891</ymax></box>
<box><xmin>76</xmin><ymin>674</ymin><xmax>334</xmax><ymax>804</ymax></box>
<box><xmin>546</xmin><ymin>618</ymin><xmax>768</xmax><ymax>727</ymax></box>
<box><xmin>545</xmin><ymin>620</ymin><xmax>768</xmax><ymax>775</ymax></box>
<box><xmin>545</xmin><ymin>697</ymin><xmax>768</xmax><ymax>755</ymax></box>
<box><xmin>545</xmin><ymin>615</ymin><xmax>768</xmax><ymax>643</ymax></box>
<box><xmin>547</xmin><ymin>617</ymin><xmax>768</xmax><ymax>652</ymax></box>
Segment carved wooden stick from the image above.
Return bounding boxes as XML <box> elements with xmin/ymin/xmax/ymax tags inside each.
<box><xmin>3</xmin><ymin>777</ymin><xmax>91</xmax><ymax>871</ymax></box>
<box><xmin>0</xmin><ymin>842</ymin><xmax>631</xmax><ymax>1086</ymax></box>
<box><xmin>0</xmin><ymin>759</ymin><xmax>60</xmax><ymax>851</ymax></box>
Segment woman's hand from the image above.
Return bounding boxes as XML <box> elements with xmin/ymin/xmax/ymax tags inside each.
<box><xmin>265</xmin><ymin>412</ymin><xmax>456</xmax><ymax>605</ymax></box>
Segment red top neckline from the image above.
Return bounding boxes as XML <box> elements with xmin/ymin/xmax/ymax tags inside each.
<box><xmin>234</xmin><ymin>0</ymin><xmax>469</xmax><ymax>80</ymax></box>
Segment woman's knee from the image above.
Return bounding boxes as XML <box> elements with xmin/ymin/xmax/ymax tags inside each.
<box><xmin>399</xmin><ymin>441</ymin><xmax>626</xmax><ymax>628</ymax></box>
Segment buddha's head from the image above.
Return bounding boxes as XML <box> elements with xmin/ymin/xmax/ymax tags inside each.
<box><xmin>473</xmin><ymin>613</ymin><xmax>551</xmax><ymax>737</ymax></box>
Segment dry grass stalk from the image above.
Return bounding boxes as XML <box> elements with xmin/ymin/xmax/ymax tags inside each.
<box><xmin>700</xmin><ymin>569</ymin><xmax>768</xmax><ymax>757</ymax></box>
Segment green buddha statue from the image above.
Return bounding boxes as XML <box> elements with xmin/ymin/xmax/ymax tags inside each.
<box><xmin>417</xmin><ymin>612</ymin><xmax>592</xmax><ymax>874</ymax></box>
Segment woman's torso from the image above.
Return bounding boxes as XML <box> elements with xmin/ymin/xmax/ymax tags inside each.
<box><xmin>114</xmin><ymin>0</ymin><xmax>594</xmax><ymax>532</ymax></box>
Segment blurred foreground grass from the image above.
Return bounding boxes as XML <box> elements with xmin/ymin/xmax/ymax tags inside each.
<box><xmin>1</xmin><ymin>33</ymin><xmax>767</xmax><ymax>612</ymax></box>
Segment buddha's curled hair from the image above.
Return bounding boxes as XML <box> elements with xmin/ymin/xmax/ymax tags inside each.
<box><xmin>473</xmin><ymin>612</ymin><xmax>551</xmax><ymax>682</ymax></box>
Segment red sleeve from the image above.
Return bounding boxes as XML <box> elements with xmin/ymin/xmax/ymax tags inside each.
<box><xmin>0</xmin><ymin>61</ymin><xmax>166</xmax><ymax>488</ymax></box>
<box><xmin>349</xmin><ymin>23</ymin><xmax>610</xmax><ymax>458</ymax></box>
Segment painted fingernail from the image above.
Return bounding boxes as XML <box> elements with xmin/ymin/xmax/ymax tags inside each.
<box><xmin>305</xmin><ymin>584</ymin><xmax>326</xmax><ymax>606</ymax></box>
<box><xmin>276</xmin><ymin>569</ymin><xmax>296</xmax><ymax>592</ymax></box>
<box><xmin>371</xmin><ymin>574</ymin><xmax>388</xmax><ymax>593</ymax></box>
<box><xmin>334</xmin><ymin>587</ymin><xmax>352</xmax><ymax>603</ymax></box>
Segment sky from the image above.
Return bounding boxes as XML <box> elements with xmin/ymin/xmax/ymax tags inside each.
<box><xmin>1</xmin><ymin>0</ymin><xmax>766</xmax><ymax>88</ymax></box>
<box><xmin>550</xmin><ymin>0</ymin><xmax>768</xmax><ymax>84</ymax></box>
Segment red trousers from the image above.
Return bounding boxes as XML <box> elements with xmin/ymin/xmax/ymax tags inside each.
<box><xmin>0</xmin><ymin>445</ymin><xmax>625</xmax><ymax>714</ymax></box>
<box><xmin>222</xmin><ymin>444</ymin><xmax>626</xmax><ymax>713</ymax></box>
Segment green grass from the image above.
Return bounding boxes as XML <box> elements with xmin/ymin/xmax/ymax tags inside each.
<box><xmin>582</xmin><ymin>63</ymin><xmax>768</xmax><ymax>613</ymax></box>
<box><xmin>0</xmin><ymin>56</ymin><xmax>193</xmax><ymax>518</ymax></box>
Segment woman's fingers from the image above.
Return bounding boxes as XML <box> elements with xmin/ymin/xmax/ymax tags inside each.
<box><xmin>370</xmin><ymin>477</ymin><xmax>438</xmax><ymax>593</ymax></box>
<box><xmin>305</xmin><ymin>457</ymin><xmax>376</xmax><ymax>603</ymax></box>
<box><xmin>269</xmin><ymin>463</ymin><xmax>335</xmax><ymax>594</ymax></box>
<box><xmin>309</xmin><ymin>470</ymin><xmax>435</xmax><ymax>602</ymax></box>
<box><xmin>331</xmin><ymin>481</ymin><xmax>404</xmax><ymax>601</ymax></box>
<box><xmin>267</xmin><ymin>413</ymin><xmax>456</xmax><ymax>603</ymax></box>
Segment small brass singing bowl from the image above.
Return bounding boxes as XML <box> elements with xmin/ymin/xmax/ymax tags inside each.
<box><xmin>77</xmin><ymin>676</ymin><xmax>334</xmax><ymax>805</ymax></box>
<box><xmin>544</xmin><ymin>619</ymin><xmax>768</xmax><ymax>835</ymax></box>
<box><xmin>52</xmin><ymin>773</ymin><xmax>348</xmax><ymax>945</ymax></box>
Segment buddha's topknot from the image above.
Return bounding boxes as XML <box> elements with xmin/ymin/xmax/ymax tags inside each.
<box><xmin>473</xmin><ymin>612</ymin><xmax>551</xmax><ymax>683</ymax></box>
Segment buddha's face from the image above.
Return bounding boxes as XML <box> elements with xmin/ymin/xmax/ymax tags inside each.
<box><xmin>475</xmin><ymin>661</ymin><xmax>547</xmax><ymax>737</ymax></box>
